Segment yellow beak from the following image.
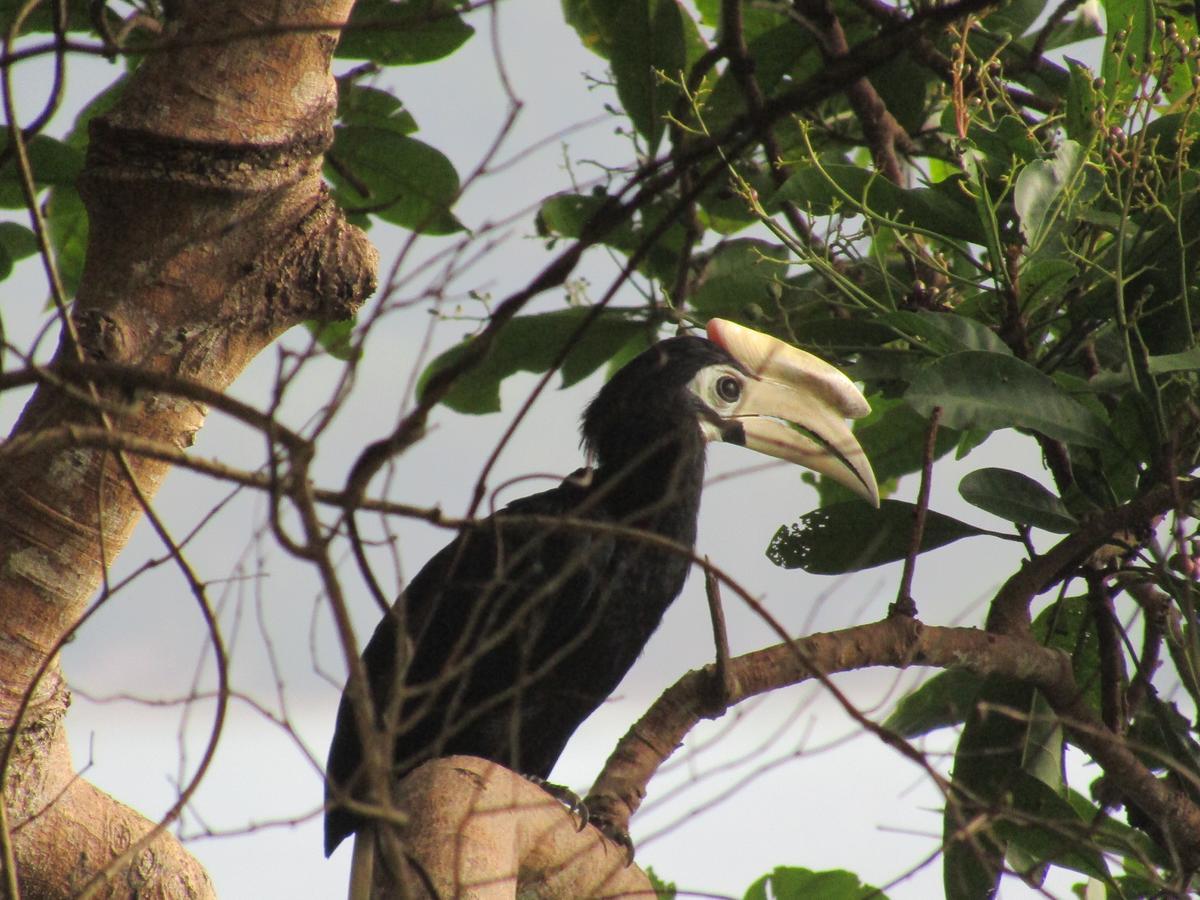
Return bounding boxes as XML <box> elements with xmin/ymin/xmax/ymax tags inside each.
<box><xmin>707</xmin><ymin>319</ymin><xmax>879</xmax><ymax>506</ymax></box>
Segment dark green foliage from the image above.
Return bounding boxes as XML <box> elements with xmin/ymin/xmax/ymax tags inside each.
<box><xmin>958</xmin><ymin>468</ymin><xmax>1079</xmax><ymax>533</ymax></box>
<box><xmin>0</xmin><ymin>136</ymin><xmax>83</xmax><ymax>207</ymax></box>
<box><xmin>417</xmin><ymin>309</ymin><xmax>653</xmax><ymax>414</ymax></box>
<box><xmin>766</xmin><ymin>500</ymin><xmax>1002</xmax><ymax>575</ymax></box>
<box><xmin>335</xmin><ymin>0</ymin><xmax>474</xmax><ymax>65</ymax></box>
<box><xmin>326</xmin><ymin>126</ymin><xmax>462</xmax><ymax>234</ymax></box>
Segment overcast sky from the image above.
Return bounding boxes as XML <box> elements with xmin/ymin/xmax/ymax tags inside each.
<box><xmin>0</xmin><ymin>4</ymin><xmax>1104</xmax><ymax>898</ymax></box>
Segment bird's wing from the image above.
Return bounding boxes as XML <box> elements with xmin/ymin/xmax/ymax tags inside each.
<box><xmin>324</xmin><ymin>475</ymin><xmax>617</xmax><ymax>855</ymax></box>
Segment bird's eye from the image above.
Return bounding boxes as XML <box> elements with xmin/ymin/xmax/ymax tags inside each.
<box><xmin>716</xmin><ymin>375</ymin><xmax>741</xmax><ymax>403</ymax></box>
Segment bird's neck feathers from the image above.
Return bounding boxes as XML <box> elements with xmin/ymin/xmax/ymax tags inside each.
<box><xmin>577</xmin><ymin>335</ymin><xmax>730</xmax><ymax>530</ymax></box>
<box><xmin>581</xmin><ymin>390</ymin><xmax>708</xmax><ymax>526</ymax></box>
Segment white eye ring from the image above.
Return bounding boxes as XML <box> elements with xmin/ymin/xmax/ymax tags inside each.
<box><xmin>689</xmin><ymin>365</ymin><xmax>745</xmax><ymax>415</ymax></box>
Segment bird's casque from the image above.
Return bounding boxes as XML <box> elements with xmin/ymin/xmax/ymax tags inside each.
<box><xmin>323</xmin><ymin>318</ymin><xmax>877</xmax><ymax>859</ymax></box>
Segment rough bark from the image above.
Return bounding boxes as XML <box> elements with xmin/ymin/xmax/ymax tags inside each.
<box><xmin>0</xmin><ymin>2</ymin><xmax>374</xmax><ymax>895</ymax></box>
<box><xmin>377</xmin><ymin>757</ymin><xmax>653</xmax><ymax>900</ymax></box>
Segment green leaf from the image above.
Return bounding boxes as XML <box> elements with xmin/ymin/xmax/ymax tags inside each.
<box><xmin>689</xmin><ymin>239</ymin><xmax>788</xmax><ymax>318</ymax></box>
<box><xmin>0</xmin><ymin>222</ymin><xmax>36</xmax><ymax>261</ymax></box>
<box><xmin>643</xmin><ymin>866</ymin><xmax>676</xmax><ymax>900</ymax></box>
<box><xmin>961</xmin><ymin>114</ymin><xmax>1042</xmax><ymax>171</ymax></box>
<box><xmin>696</xmin><ymin>166</ymin><xmax>774</xmax><ymax>234</ymax></box>
<box><xmin>744</xmin><ymin>866</ymin><xmax>888</xmax><ymax>900</ymax></box>
<box><xmin>537</xmin><ymin>190</ymin><xmax>682</xmax><ymax>285</ymax></box>
<box><xmin>1034</xmin><ymin>596</ymin><xmax>1101</xmax><ymax>715</ymax></box>
<box><xmin>1100</xmin><ymin>0</ymin><xmax>1153</xmax><ymax>104</ymax></box>
<box><xmin>585</xmin><ymin>0</ymin><xmax>701</xmax><ymax>154</ymax></box>
<box><xmin>1064</xmin><ymin>788</ymin><xmax>1171</xmax><ymax>868</ymax></box>
<box><xmin>561</xmin><ymin>0</ymin><xmax>611</xmax><ymax>57</ymax></box>
<box><xmin>305</xmin><ymin>317</ymin><xmax>358</xmax><ymax>361</ymax></box>
<box><xmin>44</xmin><ymin>186</ymin><xmax>87</xmax><ymax>297</ymax></box>
<box><xmin>767</xmin><ymin>499</ymin><xmax>994</xmax><ymax>574</ymax></box>
<box><xmin>1147</xmin><ymin>347</ymin><xmax>1200</xmax><ymax>375</ymax></box>
<box><xmin>879</xmin><ymin>310</ymin><xmax>1011</xmax><ymax>356</ymax></box>
<box><xmin>771</xmin><ymin>165</ymin><xmax>985</xmax><ymax>244</ymax></box>
<box><xmin>701</xmin><ymin>18</ymin><xmax>819</xmax><ymax>133</ymax></box>
<box><xmin>63</xmin><ymin>75</ymin><xmax>127</xmax><ymax>152</ymax></box>
<box><xmin>849</xmin><ymin>400</ymin><xmax>960</xmax><ymax>489</ymax></box>
<box><xmin>417</xmin><ymin>309</ymin><xmax>653</xmax><ymax>414</ymax></box>
<box><xmin>0</xmin><ymin>221</ymin><xmax>36</xmax><ymax>281</ymax></box>
<box><xmin>327</xmin><ymin>126</ymin><xmax>462</xmax><ymax>234</ymax></box>
<box><xmin>337</xmin><ymin>84</ymin><xmax>418</xmax><ymax>135</ymax></box>
<box><xmin>1020</xmin><ymin>258</ymin><xmax>1077</xmax><ymax>314</ymax></box>
<box><xmin>884</xmin><ymin>669</ymin><xmax>983</xmax><ymax>738</ymax></box>
<box><xmin>983</xmin><ymin>0</ymin><xmax>1043</xmax><ymax>37</ymax></box>
<box><xmin>1013</xmin><ymin>140</ymin><xmax>1085</xmax><ymax>249</ymax></box>
<box><xmin>335</xmin><ymin>0</ymin><xmax>474</xmax><ymax>64</ymax></box>
<box><xmin>905</xmin><ymin>351</ymin><xmax>1111</xmax><ymax>448</ymax></box>
<box><xmin>1064</xmin><ymin>58</ymin><xmax>1101</xmax><ymax>145</ymax></box>
<box><xmin>958</xmin><ymin>468</ymin><xmax>1078</xmax><ymax>533</ymax></box>
<box><xmin>0</xmin><ymin>0</ymin><xmax>116</xmax><ymax>35</ymax></box>
<box><xmin>0</xmin><ymin>135</ymin><xmax>85</xmax><ymax>207</ymax></box>
<box><xmin>538</xmin><ymin>189</ymin><xmax>637</xmax><ymax>250</ymax></box>
<box><xmin>944</xmin><ymin>678</ymin><xmax>1033</xmax><ymax>899</ymax></box>
<box><xmin>996</xmin><ymin>773</ymin><xmax>1111</xmax><ymax>883</ymax></box>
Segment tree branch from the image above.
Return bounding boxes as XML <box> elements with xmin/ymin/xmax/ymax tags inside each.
<box><xmin>588</xmin><ymin>614</ymin><xmax>1200</xmax><ymax>868</ymax></box>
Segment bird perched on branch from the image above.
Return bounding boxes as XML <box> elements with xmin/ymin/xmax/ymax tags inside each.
<box><xmin>324</xmin><ymin>317</ymin><xmax>878</xmax><ymax>880</ymax></box>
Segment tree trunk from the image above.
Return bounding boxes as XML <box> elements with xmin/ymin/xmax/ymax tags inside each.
<box><xmin>0</xmin><ymin>2</ymin><xmax>374</xmax><ymax>895</ymax></box>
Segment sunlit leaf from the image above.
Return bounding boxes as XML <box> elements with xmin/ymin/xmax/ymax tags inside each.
<box><xmin>744</xmin><ymin>866</ymin><xmax>888</xmax><ymax>900</ymax></box>
<box><xmin>337</xmin><ymin>84</ymin><xmax>418</xmax><ymax>135</ymax></box>
<box><xmin>1014</xmin><ymin>140</ymin><xmax>1084</xmax><ymax>248</ymax></box>
<box><xmin>1148</xmin><ymin>347</ymin><xmax>1200</xmax><ymax>375</ymax></box>
<box><xmin>1101</xmin><ymin>0</ymin><xmax>1153</xmax><ymax>104</ymax></box>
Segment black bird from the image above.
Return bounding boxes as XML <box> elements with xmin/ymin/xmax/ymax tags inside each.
<box><xmin>324</xmin><ymin>318</ymin><xmax>878</xmax><ymax>866</ymax></box>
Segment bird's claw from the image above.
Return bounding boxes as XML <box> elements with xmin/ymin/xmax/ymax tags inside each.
<box><xmin>590</xmin><ymin>813</ymin><xmax>636</xmax><ymax>866</ymax></box>
<box><xmin>524</xmin><ymin>775</ymin><xmax>589</xmax><ymax>831</ymax></box>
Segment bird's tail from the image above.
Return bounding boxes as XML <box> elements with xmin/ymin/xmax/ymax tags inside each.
<box><xmin>348</xmin><ymin>830</ymin><xmax>375</xmax><ymax>900</ymax></box>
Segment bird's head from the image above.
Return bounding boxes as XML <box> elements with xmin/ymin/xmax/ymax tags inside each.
<box><xmin>581</xmin><ymin>319</ymin><xmax>878</xmax><ymax>506</ymax></box>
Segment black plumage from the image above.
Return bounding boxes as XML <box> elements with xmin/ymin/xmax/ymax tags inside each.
<box><xmin>323</xmin><ymin>323</ymin><xmax>878</xmax><ymax>858</ymax></box>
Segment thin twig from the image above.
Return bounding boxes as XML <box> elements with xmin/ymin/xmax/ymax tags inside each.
<box><xmin>892</xmin><ymin>406</ymin><xmax>941</xmax><ymax>617</ymax></box>
<box><xmin>703</xmin><ymin>558</ymin><xmax>738</xmax><ymax>704</ymax></box>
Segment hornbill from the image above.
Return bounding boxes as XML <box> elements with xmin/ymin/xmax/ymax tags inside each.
<box><xmin>324</xmin><ymin>318</ymin><xmax>878</xmax><ymax>869</ymax></box>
